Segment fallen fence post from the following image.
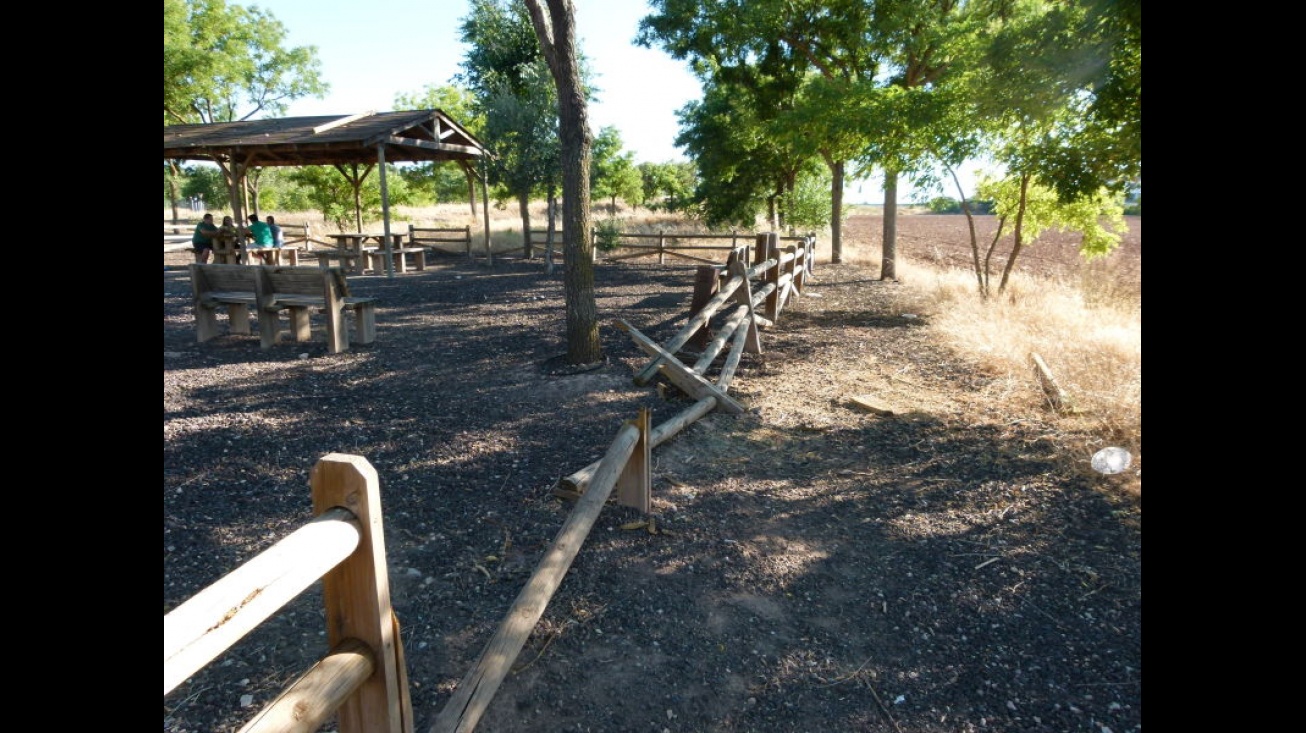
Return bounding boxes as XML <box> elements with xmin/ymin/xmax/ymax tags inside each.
<box><xmin>633</xmin><ymin>273</ymin><xmax>746</xmax><ymax>385</ymax></box>
<box><xmin>619</xmin><ymin>319</ymin><xmax>747</xmax><ymax>414</ymax></box>
<box><xmin>430</xmin><ymin>417</ymin><xmax>645</xmax><ymax>733</ymax></box>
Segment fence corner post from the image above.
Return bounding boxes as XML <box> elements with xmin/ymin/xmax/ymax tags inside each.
<box><xmin>311</xmin><ymin>453</ymin><xmax>411</xmax><ymax>733</ymax></box>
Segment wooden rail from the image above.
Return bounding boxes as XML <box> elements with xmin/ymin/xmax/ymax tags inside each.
<box><xmin>409</xmin><ymin>225</ymin><xmax>474</xmax><ymax>258</ymax></box>
<box><xmin>163</xmin><ymin>453</ymin><xmax>413</xmax><ymax>733</ymax></box>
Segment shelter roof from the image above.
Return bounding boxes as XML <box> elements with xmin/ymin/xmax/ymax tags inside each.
<box><xmin>163</xmin><ymin>109</ymin><xmax>487</xmax><ymax>167</ymax></box>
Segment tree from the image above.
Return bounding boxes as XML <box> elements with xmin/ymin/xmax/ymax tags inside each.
<box><xmin>638</xmin><ymin>161</ymin><xmax>696</xmax><ymax>212</ymax></box>
<box><xmin>163</xmin><ymin>0</ymin><xmax>327</xmax><ymax>222</ymax></box>
<box><xmin>975</xmin><ymin>174</ymin><xmax>1126</xmax><ymax>297</ymax></box>
<box><xmin>524</xmin><ymin>0</ymin><xmax>602</xmax><ymax>365</ymax></box>
<box><xmin>591</xmin><ymin>126</ymin><xmax>643</xmax><ymax>214</ymax></box>
<box><xmin>460</xmin><ymin>0</ymin><xmax>564</xmax><ymax>258</ymax></box>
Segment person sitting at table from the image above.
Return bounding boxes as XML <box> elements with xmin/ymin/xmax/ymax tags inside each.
<box><xmin>191</xmin><ymin>213</ymin><xmax>218</xmax><ymax>263</ymax></box>
<box><xmin>267</xmin><ymin>215</ymin><xmax>285</xmax><ymax>250</ymax></box>
<box><xmin>246</xmin><ymin>214</ymin><xmax>275</xmax><ymax>264</ymax></box>
<box><xmin>215</xmin><ymin>215</ymin><xmax>240</xmax><ymax>262</ymax></box>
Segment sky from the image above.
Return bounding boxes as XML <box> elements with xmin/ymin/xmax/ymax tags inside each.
<box><xmin>262</xmin><ymin>0</ymin><xmax>981</xmax><ymax>204</ymax></box>
<box><xmin>270</xmin><ymin>0</ymin><xmax>701</xmax><ymax>165</ymax></box>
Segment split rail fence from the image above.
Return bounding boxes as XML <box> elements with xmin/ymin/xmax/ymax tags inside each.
<box><xmin>164</xmin><ymin>232</ymin><xmax>816</xmax><ymax>733</ymax></box>
<box><xmin>163</xmin><ymin>453</ymin><xmax>413</xmax><ymax>733</ymax></box>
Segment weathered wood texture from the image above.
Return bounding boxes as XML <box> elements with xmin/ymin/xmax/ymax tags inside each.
<box><xmin>431</xmin><ymin>420</ymin><xmax>646</xmax><ymax>733</ymax></box>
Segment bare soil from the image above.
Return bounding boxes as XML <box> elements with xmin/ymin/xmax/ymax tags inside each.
<box><xmin>164</xmin><ymin>214</ymin><xmax>1141</xmax><ymax>733</ymax></box>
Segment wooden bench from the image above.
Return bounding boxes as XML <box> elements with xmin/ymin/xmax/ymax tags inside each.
<box><xmin>189</xmin><ymin>264</ymin><xmax>378</xmax><ymax>354</ymax></box>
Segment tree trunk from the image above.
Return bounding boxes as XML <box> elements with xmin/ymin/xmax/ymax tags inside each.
<box><xmin>998</xmin><ymin>174</ymin><xmax>1031</xmax><ymax>295</ymax></box>
<box><xmin>518</xmin><ymin>191</ymin><xmax>533</xmax><ymax>258</ymax></box>
<box><xmin>545</xmin><ymin>186</ymin><xmax>558</xmax><ymax>276</ymax></box>
<box><xmin>827</xmin><ymin>156</ymin><xmax>844</xmax><ymax>263</ymax></box>
<box><xmin>527</xmin><ymin>0</ymin><xmax>601</xmax><ymax>365</ymax></box>
<box><xmin>166</xmin><ymin>162</ymin><xmax>184</xmax><ymax>225</ymax></box>
<box><xmin>881</xmin><ymin>169</ymin><xmax>898</xmax><ymax>281</ymax></box>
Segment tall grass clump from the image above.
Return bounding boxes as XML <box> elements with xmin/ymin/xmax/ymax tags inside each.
<box><xmin>913</xmin><ymin>263</ymin><xmax>1141</xmax><ymax>462</ymax></box>
<box><xmin>838</xmin><ymin>234</ymin><xmax>1141</xmax><ymax>483</ymax></box>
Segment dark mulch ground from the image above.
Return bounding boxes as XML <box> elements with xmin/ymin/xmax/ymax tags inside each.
<box><xmin>164</xmin><ymin>215</ymin><xmax>1141</xmax><ymax>733</ymax></box>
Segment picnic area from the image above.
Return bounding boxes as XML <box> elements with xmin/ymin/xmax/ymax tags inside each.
<box><xmin>163</xmin><ymin>215</ymin><xmax>1141</xmax><ymax>733</ymax></box>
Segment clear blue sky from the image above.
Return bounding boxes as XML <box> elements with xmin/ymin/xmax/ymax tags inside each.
<box><xmin>262</xmin><ymin>0</ymin><xmax>985</xmax><ymax>203</ymax></box>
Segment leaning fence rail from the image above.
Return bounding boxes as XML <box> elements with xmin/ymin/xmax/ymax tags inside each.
<box><xmin>163</xmin><ymin>453</ymin><xmax>413</xmax><ymax>733</ymax></box>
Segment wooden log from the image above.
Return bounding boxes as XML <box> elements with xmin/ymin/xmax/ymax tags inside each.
<box><xmin>1030</xmin><ymin>352</ymin><xmax>1068</xmax><ymax>412</ymax></box>
<box><xmin>557</xmin><ymin>397</ymin><xmax>717</xmax><ymax>496</ymax></box>
<box><xmin>633</xmin><ymin>274</ymin><xmax>745</xmax><ymax>385</ymax></box>
<box><xmin>619</xmin><ymin>319</ymin><xmax>746</xmax><ymax>414</ymax></box>
<box><xmin>728</xmin><ymin>259</ymin><xmax>763</xmax><ymax>354</ymax></box>
<box><xmin>431</xmin><ymin>423</ymin><xmax>643</xmax><ymax>733</ymax></box>
<box><xmin>716</xmin><ymin>317</ymin><xmax>751</xmax><ymax>392</ymax></box>
<box><xmin>163</xmin><ymin>507</ymin><xmax>361</xmax><ymax>695</ymax></box>
<box><xmin>238</xmin><ymin>638</ymin><xmax>375</xmax><ymax>733</ymax></box>
<box><xmin>691</xmin><ymin>304</ymin><xmax>751</xmax><ymax>374</ymax></box>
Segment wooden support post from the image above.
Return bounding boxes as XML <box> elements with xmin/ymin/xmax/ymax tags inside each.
<box><xmin>618</xmin><ymin>319</ymin><xmax>746</xmax><ymax>414</ymax></box>
<box><xmin>763</xmin><ymin>233</ymin><xmax>781</xmax><ymax>323</ymax></box>
<box><xmin>312</xmin><ymin>453</ymin><xmax>411</xmax><ymax>733</ymax></box>
<box><xmin>557</xmin><ymin>397</ymin><xmax>716</xmax><ymax>497</ymax></box>
<box><xmin>687</xmin><ymin>266</ymin><xmax>719</xmax><ymax>350</ymax></box>
<box><xmin>431</xmin><ymin>422</ymin><xmax>643</xmax><ymax>733</ymax></box>
<box><xmin>632</xmin><ymin>274</ymin><xmax>745</xmax><ymax>385</ymax></box>
<box><xmin>728</xmin><ymin>259</ymin><xmax>763</xmax><ymax>354</ymax></box>
<box><xmin>614</xmin><ymin>408</ymin><xmax>651</xmax><ymax>513</ymax></box>
<box><xmin>658</xmin><ymin>231</ymin><xmax>666</xmax><ymax>265</ymax></box>
<box><xmin>752</xmin><ymin>232</ymin><xmax>767</xmax><ymax>266</ymax></box>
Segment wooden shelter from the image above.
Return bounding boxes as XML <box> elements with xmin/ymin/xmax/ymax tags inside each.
<box><xmin>163</xmin><ymin>109</ymin><xmax>492</xmax><ymax>277</ymax></box>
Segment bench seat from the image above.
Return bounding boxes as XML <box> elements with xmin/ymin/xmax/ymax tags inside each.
<box><xmin>189</xmin><ymin>264</ymin><xmax>378</xmax><ymax>353</ymax></box>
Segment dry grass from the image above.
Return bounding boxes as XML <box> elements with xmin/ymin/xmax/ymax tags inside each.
<box><xmin>836</xmin><ymin>235</ymin><xmax>1142</xmax><ymax>461</ymax></box>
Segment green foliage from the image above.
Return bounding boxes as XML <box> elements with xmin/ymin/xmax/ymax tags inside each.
<box><xmin>180</xmin><ymin>164</ymin><xmax>229</xmax><ymax>208</ymax></box>
<box><xmin>927</xmin><ymin>196</ymin><xmax>995</xmax><ymax>214</ymax></box>
<box><xmin>286</xmin><ymin>165</ymin><xmax>413</xmax><ymax>230</ymax></box>
<box><xmin>782</xmin><ymin>169</ymin><xmax>833</xmax><ymax>231</ymax></box>
<box><xmin>638</xmin><ymin>161</ymin><xmax>696</xmax><ymax>212</ymax></box>
<box><xmin>977</xmin><ymin>174</ymin><xmax>1128</xmax><ymax>260</ymax></box>
<box><xmin>594</xmin><ymin>218</ymin><xmax>622</xmax><ymax>252</ymax></box>
<box><xmin>163</xmin><ymin>0</ymin><xmax>327</xmax><ymax>124</ymax></box>
<box><xmin>591</xmin><ymin>127</ymin><xmax>642</xmax><ymax>211</ymax></box>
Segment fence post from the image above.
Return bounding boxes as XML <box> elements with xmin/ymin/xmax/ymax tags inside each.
<box><xmin>658</xmin><ymin>231</ymin><xmax>666</xmax><ymax>265</ymax></box>
<box><xmin>764</xmin><ymin>232</ymin><xmax>781</xmax><ymax>323</ymax></box>
<box><xmin>753</xmin><ymin>232</ymin><xmax>768</xmax><ymax>266</ymax></box>
<box><xmin>311</xmin><ymin>453</ymin><xmax>412</xmax><ymax>733</ymax></box>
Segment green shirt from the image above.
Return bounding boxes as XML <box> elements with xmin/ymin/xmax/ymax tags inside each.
<box><xmin>192</xmin><ymin>221</ymin><xmax>218</xmax><ymax>246</ymax></box>
<box><xmin>248</xmin><ymin>220</ymin><xmax>273</xmax><ymax>246</ymax></box>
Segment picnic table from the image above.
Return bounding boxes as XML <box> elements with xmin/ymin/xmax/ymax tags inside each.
<box><xmin>323</xmin><ymin>232</ymin><xmax>408</xmax><ymax>274</ymax></box>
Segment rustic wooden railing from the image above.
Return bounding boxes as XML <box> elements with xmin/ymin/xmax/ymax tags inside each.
<box><xmin>431</xmin><ymin>232</ymin><xmax>817</xmax><ymax>733</ymax></box>
<box><xmin>409</xmin><ymin>225</ymin><xmax>474</xmax><ymax>258</ymax></box>
<box><xmin>163</xmin><ymin>453</ymin><xmax>413</xmax><ymax>733</ymax></box>
<box><xmin>166</xmin><ymin>234</ymin><xmax>817</xmax><ymax>733</ymax></box>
